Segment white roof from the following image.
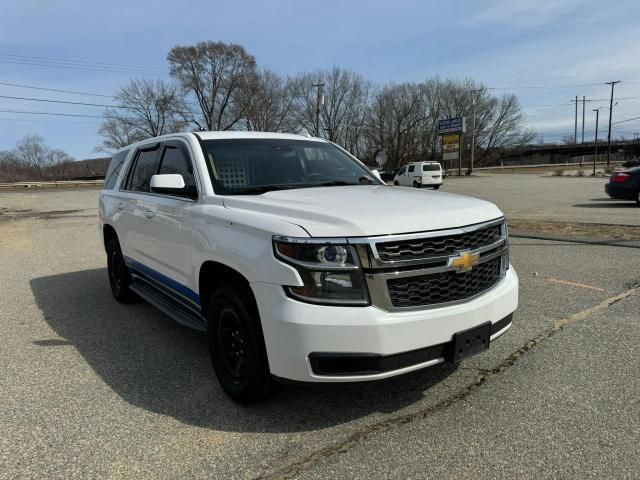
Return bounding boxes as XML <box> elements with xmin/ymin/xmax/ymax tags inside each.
<box><xmin>193</xmin><ymin>131</ymin><xmax>326</xmax><ymax>142</ymax></box>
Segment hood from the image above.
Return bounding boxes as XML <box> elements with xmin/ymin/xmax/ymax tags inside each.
<box><xmin>222</xmin><ymin>185</ymin><xmax>503</xmax><ymax>237</ymax></box>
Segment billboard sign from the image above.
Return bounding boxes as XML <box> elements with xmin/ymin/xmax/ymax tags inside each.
<box><xmin>442</xmin><ymin>133</ymin><xmax>460</xmax><ymax>161</ymax></box>
<box><xmin>438</xmin><ymin>117</ymin><xmax>466</xmax><ymax>134</ymax></box>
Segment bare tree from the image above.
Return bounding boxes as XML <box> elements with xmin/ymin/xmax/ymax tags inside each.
<box><xmin>0</xmin><ymin>150</ymin><xmax>22</xmax><ymax>182</ymax></box>
<box><xmin>292</xmin><ymin>68</ymin><xmax>373</xmax><ymax>151</ymax></box>
<box><xmin>16</xmin><ymin>134</ymin><xmax>50</xmax><ymax>179</ymax></box>
<box><xmin>167</xmin><ymin>41</ymin><xmax>257</xmax><ymax>131</ymax></box>
<box><xmin>242</xmin><ymin>69</ymin><xmax>301</xmax><ymax>132</ymax></box>
<box><xmin>96</xmin><ymin>78</ymin><xmax>188</xmax><ymax>152</ymax></box>
<box><xmin>13</xmin><ymin>135</ymin><xmax>75</xmax><ymax>179</ymax></box>
<box><xmin>96</xmin><ymin>117</ymin><xmax>145</xmax><ymax>153</ymax></box>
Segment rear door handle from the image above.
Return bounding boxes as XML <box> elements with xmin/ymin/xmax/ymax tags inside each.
<box><xmin>143</xmin><ymin>208</ymin><xmax>155</xmax><ymax>219</ymax></box>
<box><xmin>116</xmin><ymin>202</ymin><xmax>124</xmax><ymax>211</ymax></box>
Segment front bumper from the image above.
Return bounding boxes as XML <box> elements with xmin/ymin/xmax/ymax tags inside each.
<box><xmin>252</xmin><ymin>266</ymin><xmax>518</xmax><ymax>382</ymax></box>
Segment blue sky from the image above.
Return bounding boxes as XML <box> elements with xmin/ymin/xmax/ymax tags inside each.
<box><xmin>1</xmin><ymin>0</ymin><xmax>639</xmax><ymax>159</ymax></box>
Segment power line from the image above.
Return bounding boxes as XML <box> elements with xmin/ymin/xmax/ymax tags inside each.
<box><xmin>0</xmin><ymin>53</ymin><xmax>164</xmax><ymax>73</ymax></box>
<box><xmin>488</xmin><ymin>82</ymin><xmax>603</xmax><ymax>90</ymax></box>
<box><xmin>0</xmin><ymin>94</ymin><xmax>117</xmax><ymax>108</ymax></box>
<box><xmin>612</xmin><ymin>115</ymin><xmax>640</xmax><ymax>125</ymax></box>
<box><xmin>0</xmin><ymin>58</ymin><xmax>166</xmax><ymax>76</ymax></box>
<box><xmin>0</xmin><ymin>109</ymin><xmax>103</xmax><ymax>118</ymax></box>
<box><xmin>0</xmin><ymin>81</ymin><xmax>113</xmax><ymax>98</ymax></box>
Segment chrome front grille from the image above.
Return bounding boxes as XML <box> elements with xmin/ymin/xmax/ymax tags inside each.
<box><xmin>351</xmin><ymin>218</ymin><xmax>508</xmax><ymax>311</ymax></box>
<box><xmin>375</xmin><ymin>224</ymin><xmax>502</xmax><ymax>262</ymax></box>
<box><xmin>386</xmin><ymin>256</ymin><xmax>503</xmax><ymax>308</ymax></box>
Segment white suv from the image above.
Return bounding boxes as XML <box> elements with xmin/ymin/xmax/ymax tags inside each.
<box><xmin>99</xmin><ymin>132</ymin><xmax>518</xmax><ymax>403</ymax></box>
<box><xmin>394</xmin><ymin>161</ymin><xmax>444</xmax><ymax>188</ymax></box>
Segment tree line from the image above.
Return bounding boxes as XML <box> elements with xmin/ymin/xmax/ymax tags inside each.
<box><xmin>0</xmin><ymin>135</ymin><xmax>76</xmax><ymax>182</ymax></box>
<box><xmin>97</xmin><ymin>40</ymin><xmax>535</xmax><ymax>169</ymax></box>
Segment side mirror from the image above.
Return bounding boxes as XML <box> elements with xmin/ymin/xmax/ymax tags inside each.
<box><xmin>371</xmin><ymin>169</ymin><xmax>382</xmax><ymax>181</ymax></box>
<box><xmin>150</xmin><ymin>174</ymin><xmax>196</xmax><ymax>199</ymax></box>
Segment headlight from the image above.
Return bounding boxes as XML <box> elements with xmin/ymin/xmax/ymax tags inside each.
<box><xmin>273</xmin><ymin>237</ymin><xmax>370</xmax><ymax>306</ymax></box>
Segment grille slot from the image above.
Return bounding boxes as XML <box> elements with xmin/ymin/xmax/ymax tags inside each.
<box><xmin>386</xmin><ymin>257</ymin><xmax>503</xmax><ymax>308</ymax></box>
<box><xmin>376</xmin><ymin>224</ymin><xmax>502</xmax><ymax>262</ymax></box>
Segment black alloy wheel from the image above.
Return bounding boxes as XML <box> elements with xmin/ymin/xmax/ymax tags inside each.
<box><xmin>107</xmin><ymin>238</ymin><xmax>137</xmax><ymax>303</ymax></box>
<box><xmin>207</xmin><ymin>285</ymin><xmax>274</xmax><ymax>403</ymax></box>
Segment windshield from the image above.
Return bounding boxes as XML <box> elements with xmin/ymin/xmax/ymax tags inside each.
<box><xmin>201</xmin><ymin>139</ymin><xmax>381</xmax><ymax>195</ymax></box>
<box><xmin>422</xmin><ymin>164</ymin><xmax>441</xmax><ymax>172</ymax></box>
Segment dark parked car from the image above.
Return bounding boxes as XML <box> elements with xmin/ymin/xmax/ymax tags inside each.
<box><xmin>380</xmin><ymin>169</ymin><xmax>399</xmax><ymax>182</ymax></box>
<box><xmin>605</xmin><ymin>167</ymin><xmax>640</xmax><ymax>205</ymax></box>
<box><xmin>622</xmin><ymin>158</ymin><xmax>640</xmax><ymax>169</ymax></box>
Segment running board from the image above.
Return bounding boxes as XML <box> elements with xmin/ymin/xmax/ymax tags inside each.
<box><xmin>130</xmin><ymin>280</ymin><xmax>206</xmax><ymax>332</ymax></box>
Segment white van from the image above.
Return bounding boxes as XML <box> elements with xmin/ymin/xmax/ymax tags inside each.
<box><xmin>394</xmin><ymin>162</ymin><xmax>444</xmax><ymax>189</ymax></box>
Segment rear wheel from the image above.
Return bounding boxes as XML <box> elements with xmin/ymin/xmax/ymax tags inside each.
<box><xmin>433</xmin><ymin>185</ymin><xmax>440</xmax><ymax>190</ymax></box>
<box><xmin>207</xmin><ymin>285</ymin><xmax>274</xmax><ymax>403</ymax></box>
<box><xmin>107</xmin><ymin>238</ymin><xmax>137</xmax><ymax>303</ymax></box>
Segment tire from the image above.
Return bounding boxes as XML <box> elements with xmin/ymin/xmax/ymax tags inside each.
<box><xmin>413</xmin><ymin>181</ymin><xmax>419</xmax><ymax>188</ymax></box>
<box><xmin>393</xmin><ymin>181</ymin><xmax>399</xmax><ymax>186</ymax></box>
<box><xmin>636</xmin><ymin>189</ymin><xmax>640</xmax><ymax>205</ymax></box>
<box><xmin>207</xmin><ymin>285</ymin><xmax>274</xmax><ymax>404</ymax></box>
<box><xmin>107</xmin><ymin>237</ymin><xmax>138</xmax><ymax>303</ymax></box>
<box><xmin>433</xmin><ymin>185</ymin><xmax>440</xmax><ymax>190</ymax></box>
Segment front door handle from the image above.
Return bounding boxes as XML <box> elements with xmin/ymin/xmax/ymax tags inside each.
<box><xmin>142</xmin><ymin>208</ymin><xmax>155</xmax><ymax>219</ymax></box>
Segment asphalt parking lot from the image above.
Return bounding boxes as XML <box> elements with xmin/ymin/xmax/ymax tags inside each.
<box><xmin>1</xmin><ymin>176</ymin><xmax>639</xmax><ymax>479</ymax></box>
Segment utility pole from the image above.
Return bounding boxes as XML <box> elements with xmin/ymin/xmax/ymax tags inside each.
<box><xmin>312</xmin><ymin>82</ymin><xmax>325</xmax><ymax>137</ymax></box>
<box><xmin>593</xmin><ymin>108</ymin><xmax>600</xmax><ymax>176</ymax></box>
<box><xmin>574</xmin><ymin>95</ymin><xmax>578</xmax><ymax>143</ymax></box>
<box><xmin>469</xmin><ymin>88</ymin><xmax>481</xmax><ymax>175</ymax></box>
<box><xmin>581</xmin><ymin>96</ymin><xmax>586</xmax><ymax>143</ymax></box>
<box><xmin>581</xmin><ymin>96</ymin><xmax>586</xmax><ymax>166</ymax></box>
<box><xmin>605</xmin><ymin>81</ymin><xmax>621</xmax><ymax>165</ymax></box>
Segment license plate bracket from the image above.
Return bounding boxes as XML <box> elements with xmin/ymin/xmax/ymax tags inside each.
<box><xmin>446</xmin><ymin>322</ymin><xmax>491</xmax><ymax>362</ymax></box>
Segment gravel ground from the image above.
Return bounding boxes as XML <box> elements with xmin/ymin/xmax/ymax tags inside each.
<box><xmin>1</xmin><ymin>182</ymin><xmax>639</xmax><ymax>479</ymax></box>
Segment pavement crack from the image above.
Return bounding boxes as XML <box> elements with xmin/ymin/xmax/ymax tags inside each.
<box><xmin>255</xmin><ymin>285</ymin><xmax>640</xmax><ymax>480</ymax></box>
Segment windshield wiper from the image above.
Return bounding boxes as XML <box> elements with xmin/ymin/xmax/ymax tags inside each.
<box><xmin>228</xmin><ymin>184</ymin><xmax>303</xmax><ymax>195</ymax></box>
<box><xmin>308</xmin><ymin>180</ymin><xmax>360</xmax><ymax>187</ymax></box>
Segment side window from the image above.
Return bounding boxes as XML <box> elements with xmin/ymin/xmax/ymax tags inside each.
<box><xmin>104</xmin><ymin>149</ymin><xmax>129</xmax><ymax>190</ymax></box>
<box><xmin>408</xmin><ymin>165</ymin><xmax>415</xmax><ymax>173</ymax></box>
<box><xmin>158</xmin><ymin>145</ymin><xmax>196</xmax><ymax>189</ymax></box>
<box><xmin>126</xmin><ymin>147</ymin><xmax>160</xmax><ymax>193</ymax></box>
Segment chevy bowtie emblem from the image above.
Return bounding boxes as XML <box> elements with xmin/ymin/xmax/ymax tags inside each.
<box><xmin>448</xmin><ymin>251</ymin><xmax>480</xmax><ymax>273</ymax></box>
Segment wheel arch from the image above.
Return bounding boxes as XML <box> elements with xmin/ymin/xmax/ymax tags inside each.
<box><xmin>198</xmin><ymin>260</ymin><xmax>253</xmax><ymax>313</ymax></box>
<box><xmin>103</xmin><ymin>224</ymin><xmax>118</xmax><ymax>252</ymax></box>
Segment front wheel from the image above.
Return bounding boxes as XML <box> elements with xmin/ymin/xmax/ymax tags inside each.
<box><xmin>207</xmin><ymin>285</ymin><xmax>274</xmax><ymax>403</ymax></box>
<box><xmin>413</xmin><ymin>181</ymin><xmax>420</xmax><ymax>188</ymax></box>
<box><xmin>636</xmin><ymin>189</ymin><xmax>640</xmax><ymax>205</ymax></box>
<box><xmin>393</xmin><ymin>181</ymin><xmax>399</xmax><ymax>186</ymax></box>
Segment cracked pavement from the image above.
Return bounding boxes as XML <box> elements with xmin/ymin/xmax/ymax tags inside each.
<box><xmin>1</xmin><ymin>186</ymin><xmax>639</xmax><ymax>480</ymax></box>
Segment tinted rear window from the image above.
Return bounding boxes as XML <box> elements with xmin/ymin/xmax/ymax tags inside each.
<box><xmin>422</xmin><ymin>164</ymin><xmax>440</xmax><ymax>172</ymax></box>
<box><xmin>103</xmin><ymin>149</ymin><xmax>129</xmax><ymax>190</ymax></box>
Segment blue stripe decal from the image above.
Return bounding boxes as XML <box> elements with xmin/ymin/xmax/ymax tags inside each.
<box><xmin>124</xmin><ymin>257</ymin><xmax>201</xmax><ymax>307</ymax></box>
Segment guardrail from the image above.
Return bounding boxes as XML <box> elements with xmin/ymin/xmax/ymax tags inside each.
<box><xmin>474</xmin><ymin>160</ymin><xmax>624</xmax><ymax>170</ymax></box>
<box><xmin>0</xmin><ymin>180</ymin><xmax>104</xmax><ymax>190</ymax></box>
